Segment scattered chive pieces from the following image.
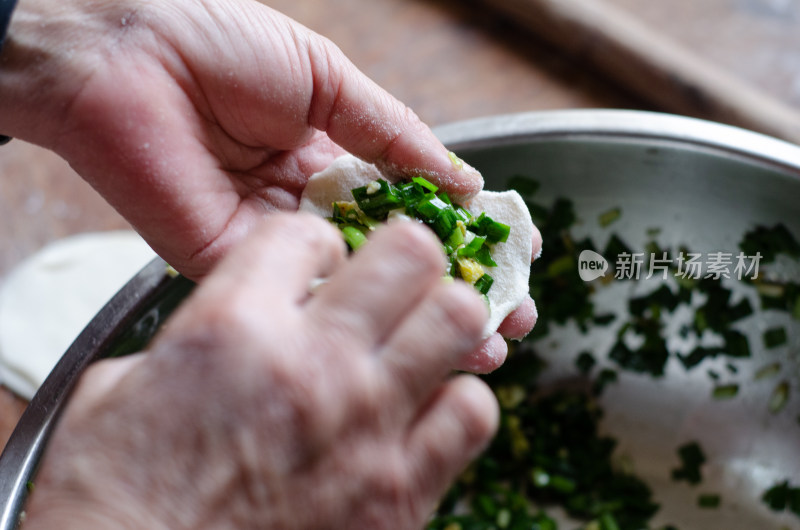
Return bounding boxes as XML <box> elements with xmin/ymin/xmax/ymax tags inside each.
<box><xmin>671</xmin><ymin>441</ymin><xmax>706</xmax><ymax>485</ymax></box>
<box><xmin>712</xmin><ymin>384</ymin><xmax>739</xmax><ymax>400</ymax></box>
<box><xmin>505</xmin><ymin>174</ymin><xmax>540</xmax><ymax>196</ymax></box>
<box><xmin>739</xmin><ymin>223</ymin><xmax>800</xmax><ymax>263</ymax></box>
<box><xmin>447</xmin><ymin>151</ymin><xmax>464</xmax><ymax>170</ymax></box>
<box><xmin>598</xmin><ymin>512</ymin><xmax>621</xmax><ymax>530</ymax></box>
<box><xmin>593</xmin><ymin>313</ymin><xmax>616</xmax><ymax>326</ymax></box>
<box><xmin>754</xmin><ymin>362</ymin><xmax>782</xmax><ymax>381</ymax></box>
<box><xmin>598</xmin><ymin>207</ymin><xmax>622</xmax><ymax>227</ymax></box>
<box><xmin>429</xmin><ymin>186</ymin><xmax>800</xmax><ymax>530</ymax></box>
<box><xmin>698</xmin><ymin>494</ymin><xmax>721</xmax><ymax>508</ymax></box>
<box><xmin>763</xmin><ymin>327</ymin><xmax>788</xmax><ymax>348</ymax></box>
<box><xmin>762</xmin><ymin>480</ymin><xmax>800</xmax><ymax>517</ymax></box>
<box><xmin>575</xmin><ymin>351</ymin><xmax>597</xmax><ymax>374</ymax></box>
<box><xmin>592</xmin><ymin>368</ymin><xmax>618</xmax><ymax>396</ymax></box>
<box><xmin>769</xmin><ymin>381</ymin><xmax>790</xmax><ymax>413</ymax></box>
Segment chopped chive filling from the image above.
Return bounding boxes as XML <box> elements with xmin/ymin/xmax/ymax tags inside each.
<box><xmin>712</xmin><ymin>383</ymin><xmax>739</xmax><ymax>400</ymax></box>
<box><xmin>762</xmin><ymin>480</ymin><xmax>800</xmax><ymax>517</ymax></box>
<box><xmin>768</xmin><ymin>381</ymin><xmax>789</xmax><ymax>413</ymax></box>
<box><xmin>698</xmin><ymin>493</ymin><xmax>721</xmax><ymax>508</ymax></box>
<box><xmin>763</xmin><ymin>326</ymin><xmax>787</xmax><ymax>348</ymax></box>
<box><xmin>598</xmin><ymin>207</ymin><xmax>622</xmax><ymax>227</ymax></box>
<box><xmin>329</xmin><ymin>177</ymin><xmax>510</xmax><ymax>297</ymax></box>
<box><xmin>671</xmin><ymin>441</ymin><xmax>706</xmax><ymax>485</ymax></box>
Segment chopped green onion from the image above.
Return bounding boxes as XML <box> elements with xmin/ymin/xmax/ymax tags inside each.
<box><xmin>412</xmin><ymin>175</ymin><xmax>438</xmax><ymax>194</ymax></box>
<box><xmin>351</xmin><ymin>179</ymin><xmax>404</xmax><ymax>218</ymax></box>
<box><xmin>598</xmin><ymin>207</ymin><xmax>622</xmax><ymax>227</ymax></box>
<box><xmin>416</xmin><ymin>196</ymin><xmax>447</xmax><ymax>222</ymax></box>
<box><xmin>444</xmin><ymin>225</ymin><xmax>464</xmax><ymax>250</ymax></box>
<box><xmin>698</xmin><ymin>494</ymin><xmax>721</xmax><ymax>508</ymax></box>
<box><xmin>671</xmin><ymin>441</ymin><xmax>706</xmax><ymax>485</ymax></box>
<box><xmin>475</xmin><ymin>246</ymin><xmax>497</xmax><ymax>267</ymax></box>
<box><xmin>474</xmin><ymin>274</ymin><xmax>494</xmax><ymax>295</ymax></box>
<box><xmin>454</xmin><ymin>206</ymin><xmax>472</xmax><ymax>223</ymax></box>
<box><xmin>575</xmin><ymin>351</ymin><xmax>596</xmax><ymax>374</ymax></box>
<box><xmin>769</xmin><ymin>381</ymin><xmax>789</xmax><ymax>413</ymax></box>
<box><xmin>432</xmin><ymin>208</ymin><xmax>458</xmax><ymax>240</ymax></box>
<box><xmin>471</xmin><ymin>213</ymin><xmax>510</xmax><ymax>243</ymax></box>
<box><xmin>340</xmin><ymin>225</ymin><xmax>367</xmax><ymax>251</ymax></box>
<box><xmin>712</xmin><ymin>384</ymin><xmax>739</xmax><ymax>400</ymax></box>
<box><xmin>549</xmin><ymin>474</ymin><xmax>577</xmax><ymax>494</ymax></box>
<box><xmin>448</xmin><ymin>151</ymin><xmax>464</xmax><ymax>169</ymax></box>
<box><xmin>598</xmin><ymin>512</ymin><xmax>621</xmax><ymax>530</ymax></box>
<box><xmin>754</xmin><ymin>362</ymin><xmax>782</xmax><ymax>380</ymax></box>
<box><xmin>331</xmin><ymin>177</ymin><xmax>509</xmax><ymax>298</ymax></box>
<box><xmin>763</xmin><ymin>326</ymin><xmax>788</xmax><ymax>348</ymax></box>
<box><xmin>457</xmin><ymin>236</ymin><xmax>486</xmax><ymax>258</ymax></box>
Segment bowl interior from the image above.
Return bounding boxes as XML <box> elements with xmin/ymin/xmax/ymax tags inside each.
<box><xmin>451</xmin><ymin>117</ymin><xmax>800</xmax><ymax>529</ymax></box>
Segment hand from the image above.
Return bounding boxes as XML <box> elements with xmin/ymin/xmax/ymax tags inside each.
<box><xmin>23</xmin><ymin>214</ymin><xmax>499</xmax><ymax>530</ymax></box>
<box><xmin>0</xmin><ymin>0</ymin><xmax>486</xmax><ymax>277</ymax></box>
<box><xmin>0</xmin><ymin>0</ymin><xmax>541</xmax><ymax>369</ymax></box>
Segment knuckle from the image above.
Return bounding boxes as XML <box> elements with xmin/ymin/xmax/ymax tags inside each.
<box><xmin>452</xmin><ymin>376</ymin><xmax>500</xmax><ymax>446</ymax></box>
<box><xmin>249</xmin><ymin>212</ymin><xmax>346</xmax><ymax>265</ymax></box>
<box><xmin>381</xmin><ymin>221</ymin><xmax>445</xmax><ymax>271</ymax></box>
<box><xmin>367</xmin><ymin>449</ymin><xmax>414</xmax><ymax>501</ymax></box>
<box><xmin>433</xmin><ymin>282</ymin><xmax>488</xmax><ymax>343</ymax></box>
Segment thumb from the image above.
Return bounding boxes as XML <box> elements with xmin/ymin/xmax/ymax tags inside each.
<box><xmin>302</xmin><ymin>36</ymin><xmax>484</xmax><ymax>201</ymax></box>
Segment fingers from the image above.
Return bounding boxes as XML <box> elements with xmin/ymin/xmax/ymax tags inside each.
<box><xmin>490</xmin><ymin>227</ymin><xmax>542</xmax><ymax>343</ymax></box>
<box><xmin>380</xmin><ymin>280</ymin><xmax>487</xmax><ymax>403</ymax></box>
<box><xmin>405</xmin><ymin>375</ymin><xmax>498</xmax><ymax>502</ymax></box>
<box><xmin>302</xmin><ymin>37</ymin><xmax>483</xmax><ymax>202</ymax></box>
<box><xmin>453</xmin><ymin>333</ymin><xmax>509</xmax><ymax>374</ymax></box>
<box><xmin>306</xmin><ymin>221</ymin><xmax>447</xmax><ymax>351</ymax></box>
<box><xmin>166</xmin><ymin>213</ymin><xmax>346</xmax><ymax>334</ymax></box>
<box><xmin>531</xmin><ymin>223</ymin><xmax>543</xmax><ymax>261</ymax></box>
<box><xmin>497</xmin><ymin>296</ymin><xmax>538</xmax><ymax>341</ymax></box>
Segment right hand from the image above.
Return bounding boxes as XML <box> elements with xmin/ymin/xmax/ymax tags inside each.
<box><xmin>23</xmin><ymin>214</ymin><xmax>499</xmax><ymax>530</ymax></box>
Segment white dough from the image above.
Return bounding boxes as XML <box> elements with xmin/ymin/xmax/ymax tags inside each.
<box><xmin>299</xmin><ymin>155</ymin><xmax>533</xmax><ymax>337</ymax></box>
<box><xmin>0</xmin><ymin>231</ymin><xmax>157</xmax><ymax>399</ymax></box>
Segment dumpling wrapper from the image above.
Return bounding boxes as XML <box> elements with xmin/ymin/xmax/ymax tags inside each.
<box><xmin>0</xmin><ymin>231</ymin><xmax>157</xmax><ymax>399</ymax></box>
<box><xmin>299</xmin><ymin>155</ymin><xmax>533</xmax><ymax>337</ymax></box>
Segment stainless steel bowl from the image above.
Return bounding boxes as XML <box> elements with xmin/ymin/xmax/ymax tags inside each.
<box><xmin>1</xmin><ymin>110</ymin><xmax>798</xmax><ymax>529</ymax></box>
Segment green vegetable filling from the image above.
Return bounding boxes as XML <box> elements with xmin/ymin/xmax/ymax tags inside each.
<box><xmin>329</xmin><ymin>176</ymin><xmax>510</xmax><ymax>297</ymax></box>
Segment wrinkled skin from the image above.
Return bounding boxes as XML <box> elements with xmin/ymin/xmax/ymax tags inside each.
<box><xmin>1</xmin><ymin>0</ymin><xmax>544</xmax><ymax>527</ymax></box>
<box><xmin>24</xmin><ymin>215</ymin><xmax>499</xmax><ymax>529</ymax></box>
<box><xmin>0</xmin><ymin>0</ymin><xmax>541</xmax><ymax>368</ymax></box>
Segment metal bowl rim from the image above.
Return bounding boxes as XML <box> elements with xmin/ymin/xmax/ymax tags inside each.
<box><xmin>433</xmin><ymin>109</ymin><xmax>800</xmax><ymax>175</ymax></box>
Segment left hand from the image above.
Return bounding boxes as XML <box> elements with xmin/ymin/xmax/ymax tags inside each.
<box><xmin>0</xmin><ymin>0</ymin><xmax>541</xmax><ymax>370</ymax></box>
<box><xmin>0</xmin><ymin>0</ymin><xmax>486</xmax><ymax>278</ymax></box>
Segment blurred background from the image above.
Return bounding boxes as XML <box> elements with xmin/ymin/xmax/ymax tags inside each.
<box><xmin>2</xmin><ymin>0</ymin><xmax>800</xmax><ymax>444</ymax></box>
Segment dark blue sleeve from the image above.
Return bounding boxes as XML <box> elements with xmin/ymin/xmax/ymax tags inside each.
<box><xmin>0</xmin><ymin>0</ymin><xmax>18</xmax><ymax>144</ymax></box>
